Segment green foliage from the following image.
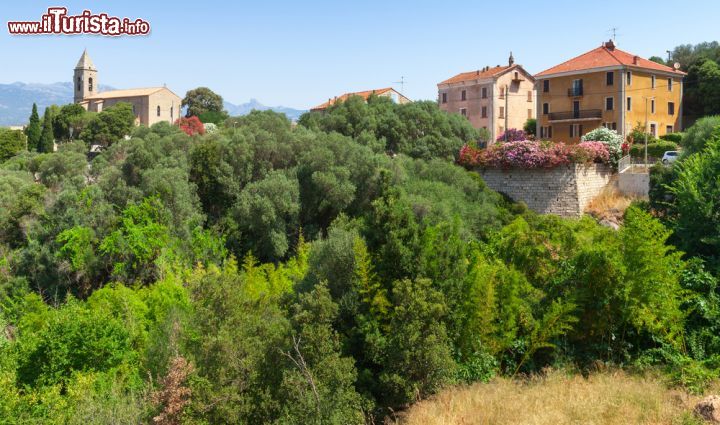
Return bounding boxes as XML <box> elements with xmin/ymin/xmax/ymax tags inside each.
<box><xmin>0</xmin><ymin>129</ymin><xmax>26</xmax><ymax>162</ymax></box>
<box><xmin>669</xmin><ymin>133</ymin><xmax>720</xmax><ymax>267</ymax></box>
<box><xmin>182</xmin><ymin>87</ymin><xmax>225</xmax><ymax>118</ymax></box>
<box><xmin>299</xmin><ymin>95</ymin><xmax>478</xmax><ymax>160</ymax></box>
<box><xmin>629</xmin><ymin>140</ymin><xmax>679</xmax><ymax>158</ymax></box>
<box><xmin>24</xmin><ymin>103</ymin><xmax>41</xmax><ymax>152</ymax></box>
<box><xmin>39</xmin><ymin>107</ymin><xmax>55</xmax><ymax>153</ymax></box>
<box><xmin>660</xmin><ymin>132</ymin><xmax>684</xmax><ymax>144</ymax></box>
<box><xmin>681</xmin><ymin>115</ymin><xmax>720</xmax><ymax>156</ymax></box>
<box><xmin>524</xmin><ymin>118</ymin><xmax>537</xmax><ymax>137</ymax></box>
<box><xmin>53</xmin><ymin>103</ymin><xmax>89</xmax><ymax>142</ymax></box>
<box><xmin>197</xmin><ymin>109</ymin><xmax>229</xmax><ymax>125</ymax></box>
<box><xmin>79</xmin><ymin>102</ymin><xmax>134</xmax><ymax>147</ymax></box>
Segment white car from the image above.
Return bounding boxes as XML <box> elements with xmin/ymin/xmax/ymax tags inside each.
<box><xmin>662</xmin><ymin>151</ymin><xmax>679</xmax><ymax>164</ymax></box>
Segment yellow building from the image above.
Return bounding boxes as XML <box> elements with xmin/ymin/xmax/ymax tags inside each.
<box><xmin>535</xmin><ymin>40</ymin><xmax>685</xmax><ymax>143</ymax></box>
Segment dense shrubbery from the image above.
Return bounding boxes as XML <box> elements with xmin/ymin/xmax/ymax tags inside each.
<box><xmin>629</xmin><ymin>140</ymin><xmax>680</xmax><ymax>158</ymax></box>
<box><xmin>0</xmin><ymin>101</ymin><xmax>718</xmax><ymax>423</ymax></box>
<box><xmin>458</xmin><ymin>140</ymin><xmax>609</xmax><ymax>169</ymax></box>
<box><xmin>581</xmin><ymin>126</ymin><xmax>624</xmax><ymax>167</ymax></box>
<box><xmin>660</xmin><ymin>132</ymin><xmax>684</xmax><ymax>144</ymax></box>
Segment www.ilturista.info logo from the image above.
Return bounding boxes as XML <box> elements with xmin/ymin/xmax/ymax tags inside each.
<box><xmin>7</xmin><ymin>7</ymin><xmax>150</xmax><ymax>36</ymax></box>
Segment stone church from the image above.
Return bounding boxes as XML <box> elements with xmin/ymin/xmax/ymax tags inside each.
<box><xmin>73</xmin><ymin>50</ymin><xmax>182</xmax><ymax>126</ymax></box>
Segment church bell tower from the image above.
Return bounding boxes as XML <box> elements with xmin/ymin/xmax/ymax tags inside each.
<box><xmin>73</xmin><ymin>49</ymin><xmax>98</xmax><ymax>103</ymax></box>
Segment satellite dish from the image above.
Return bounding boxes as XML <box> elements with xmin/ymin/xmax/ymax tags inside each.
<box><xmin>673</xmin><ymin>62</ymin><xmax>681</xmax><ymax>70</ymax></box>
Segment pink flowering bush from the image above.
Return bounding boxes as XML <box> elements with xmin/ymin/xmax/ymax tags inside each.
<box><xmin>496</xmin><ymin>128</ymin><xmax>527</xmax><ymax>143</ymax></box>
<box><xmin>458</xmin><ymin>140</ymin><xmax>610</xmax><ymax>169</ymax></box>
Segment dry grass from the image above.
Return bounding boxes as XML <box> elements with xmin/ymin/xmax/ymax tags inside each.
<box><xmin>585</xmin><ymin>179</ymin><xmax>637</xmax><ymax>223</ymax></box>
<box><xmin>397</xmin><ymin>370</ymin><xmax>711</xmax><ymax>425</ymax></box>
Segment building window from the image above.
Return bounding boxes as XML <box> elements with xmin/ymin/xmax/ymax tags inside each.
<box><xmin>571</xmin><ymin>79</ymin><xmax>583</xmax><ymax>96</ymax></box>
<box><xmin>527</xmin><ymin>91</ymin><xmax>532</xmax><ymax>102</ymax></box>
<box><xmin>650</xmin><ymin>123</ymin><xmax>657</xmax><ymax>136</ymax></box>
<box><xmin>481</xmin><ymin>87</ymin><xmax>487</xmax><ymax>99</ymax></box>
<box><xmin>668</xmin><ymin>78</ymin><xmax>673</xmax><ymax>91</ymax></box>
<box><xmin>651</xmin><ymin>99</ymin><xmax>656</xmax><ymax>114</ymax></box>
<box><xmin>481</xmin><ymin>106</ymin><xmax>487</xmax><ymax>118</ymax></box>
<box><xmin>441</xmin><ymin>93</ymin><xmax>447</xmax><ymax>104</ymax></box>
<box><xmin>668</xmin><ymin>102</ymin><xmax>675</xmax><ymax>115</ymax></box>
<box><xmin>542</xmin><ymin>103</ymin><xmax>549</xmax><ymax>115</ymax></box>
<box><xmin>569</xmin><ymin>124</ymin><xmax>583</xmax><ymax>138</ymax></box>
<box><xmin>157</xmin><ymin>105</ymin><xmax>161</xmax><ymax>117</ymax></box>
<box><xmin>627</xmin><ymin>96</ymin><xmax>632</xmax><ymax>111</ymax></box>
<box><xmin>460</xmin><ymin>108</ymin><xmax>467</xmax><ymax>117</ymax></box>
<box><xmin>627</xmin><ymin>71</ymin><xmax>632</xmax><ymax>85</ymax></box>
<box><xmin>540</xmin><ymin>126</ymin><xmax>553</xmax><ymax>139</ymax></box>
<box><xmin>461</xmin><ymin>90</ymin><xmax>467</xmax><ymax>101</ymax></box>
<box><xmin>605</xmin><ymin>97</ymin><xmax>614</xmax><ymax>111</ymax></box>
<box><xmin>606</xmin><ymin>71</ymin><xmax>614</xmax><ymax>86</ymax></box>
<box><xmin>77</xmin><ymin>77</ymin><xmax>82</xmax><ymax>92</ymax></box>
<box><xmin>132</xmin><ymin>104</ymin><xmax>136</xmax><ymax>114</ymax></box>
<box><xmin>651</xmin><ymin>75</ymin><xmax>656</xmax><ymax>89</ymax></box>
<box><xmin>543</xmin><ymin>80</ymin><xmax>549</xmax><ymax>92</ymax></box>
<box><xmin>88</xmin><ymin>77</ymin><xmax>93</xmax><ymax>92</ymax></box>
<box><xmin>666</xmin><ymin>125</ymin><xmax>673</xmax><ymax>133</ymax></box>
<box><xmin>603</xmin><ymin>122</ymin><xmax>617</xmax><ymax>130</ymax></box>
<box><xmin>499</xmin><ymin>106</ymin><xmax>505</xmax><ymax>119</ymax></box>
<box><xmin>528</xmin><ymin>109</ymin><xmax>532</xmax><ymax>119</ymax></box>
<box><xmin>499</xmin><ymin>87</ymin><xmax>505</xmax><ymax>99</ymax></box>
<box><xmin>170</xmin><ymin>106</ymin><xmax>174</xmax><ymax>120</ymax></box>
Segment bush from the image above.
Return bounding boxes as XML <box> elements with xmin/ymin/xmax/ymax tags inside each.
<box><xmin>660</xmin><ymin>132</ymin><xmax>683</xmax><ymax>144</ymax></box>
<box><xmin>496</xmin><ymin>128</ymin><xmax>527</xmax><ymax>143</ymax></box>
<box><xmin>581</xmin><ymin>127</ymin><xmax>624</xmax><ymax>167</ymax></box>
<box><xmin>524</xmin><ymin>119</ymin><xmax>537</xmax><ymax>138</ymax></box>
<box><xmin>682</xmin><ymin>115</ymin><xmax>720</xmax><ymax>155</ymax></box>
<box><xmin>459</xmin><ymin>140</ymin><xmax>609</xmax><ymax>169</ymax></box>
<box><xmin>0</xmin><ymin>129</ymin><xmax>26</xmax><ymax>162</ymax></box>
<box><xmin>629</xmin><ymin>141</ymin><xmax>679</xmax><ymax>158</ymax></box>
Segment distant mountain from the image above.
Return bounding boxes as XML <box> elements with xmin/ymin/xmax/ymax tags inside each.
<box><xmin>0</xmin><ymin>82</ymin><xmax>306</xmax><ymax>126</ymax></box>
<box><xmin>224</xmin><ymin>98</ymin><xmax>306</xmax><ymax>121</ymax></box>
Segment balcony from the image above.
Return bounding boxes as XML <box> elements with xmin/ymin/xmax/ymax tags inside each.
<box><xmin>567</xmin><ymin>87</ymin><xmax>584</xmax><ymax>97</ymax></box>
<box><xmin>548</xmin><ymin>109</ymin><xmax>602</xmax><ymax>122</ymax></box>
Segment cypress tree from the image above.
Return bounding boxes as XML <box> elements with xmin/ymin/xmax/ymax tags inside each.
<box><xmin>39</xmin><ymin>107</ymin><xmax>54</xmax><ymax>153</ymax></box>
<box><xmin>24</xmin><ymin>103</ymin><xmax>41</xmax><ymax>151</ymax></box>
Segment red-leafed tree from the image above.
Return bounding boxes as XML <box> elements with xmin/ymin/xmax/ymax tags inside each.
<box><xmin>175</xmin><ymin>116</ymin><xmax>205</xmax><ymax>136</ymax></box>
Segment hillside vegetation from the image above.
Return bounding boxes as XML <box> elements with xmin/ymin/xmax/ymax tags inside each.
<box><xmin>0</xmin><ymin>94</ymin><xmax>718</xmax><ymax>423</ymax></box>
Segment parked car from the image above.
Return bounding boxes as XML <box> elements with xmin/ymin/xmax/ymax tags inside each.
<box><xmin>662</xmin><ymin>151</ymin><xmax>679</xmax><ymax>164</ymax></box>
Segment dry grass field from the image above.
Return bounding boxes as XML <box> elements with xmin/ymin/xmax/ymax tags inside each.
<box><xmin>397</xmin><ymin>370</ymin><xmax>716</xmax><ymax>425</ymax></box>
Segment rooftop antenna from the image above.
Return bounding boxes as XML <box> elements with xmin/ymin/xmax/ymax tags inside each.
<box><xmin>608</xmin><ymin>27</ymin><xmax>619</xmax><ymax>43</ymax></box>
<box><xmin>393</xmin><ymin>76</ymin><xmax>406</xmax><ymax>94</ymax></box>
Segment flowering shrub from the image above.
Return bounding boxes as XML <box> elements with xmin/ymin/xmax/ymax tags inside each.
<box><xmin>581</xmin><ymin>127</ymin><xmax>623</xmax><ymax>167</ymax></box>
<box><xmin>458</xmin><ymin>140</ymin><xmax>610</xmax><ymax>169</ymax></box>
<box><xmin>175</xmin><ymin>116</ymin><xmax>205</xmax><ymax>136</ymax></box>
<box><xmin>496</xmin><ymin>128</ymin><xmax>527</xmax><ymax>143</ymax></box>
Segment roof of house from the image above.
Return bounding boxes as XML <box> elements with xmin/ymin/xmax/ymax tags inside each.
<box><xmin>84</xmin><ymin>87</ymin><xmax>178</xmax><ymax>100</ymax></box>
<box><xmin>311</xmin><ymin>87</ymin><xmax>406</xmax><ymax>111</ymax></box>
<box><xmin>438</xmin><ymin>65</ymin><xmax>513</xmax><ymax>85</ymax></box>
<box><xmin>536</xmin><ymin>41</ymin><xmax>685</xmax><ymax>77</ymax></box>
<box><xmin>75</xmin><ymin>49</ymin><xmax>96</xmax><ymax>70</ymax></box>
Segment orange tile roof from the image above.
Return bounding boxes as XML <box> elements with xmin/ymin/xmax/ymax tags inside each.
<box><xmin>438</xmin><ymin>65</ymin><xmax>511</xmax><ymax>85</ymax></box>
<box><xmin>84</xmin><ymin>87</ymin><xmax>168</xmax><ymax>100</ymax></box>
<box><xmin>536</xmin><ymin>42</ymin><xmax>685</xmax><ymax>77</ymax></box>
<box><xmin>311</xmin><ymin>87</ymin><xmax>400</xmax><ymax>111</ymax></box>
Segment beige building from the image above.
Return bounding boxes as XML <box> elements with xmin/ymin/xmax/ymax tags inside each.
<box><xmin>437</xmin><ymin>54</ymin><xmax>536</xmax><ymax>143</ymax></box>
<box><xmin>310</xmin><ymin>87</ymin><xmax>411</xmax><ymax>111</ymax></box>
<box><xmin>73</xmin><ymin>50</ymin><xmax>182</xmax><ymax>126</ymax></box>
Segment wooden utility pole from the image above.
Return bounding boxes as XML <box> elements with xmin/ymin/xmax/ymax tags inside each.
<box><xmin>504</xmin><ymin>84</ymin><xmax>509</xmax><ymax>142</ymax></box>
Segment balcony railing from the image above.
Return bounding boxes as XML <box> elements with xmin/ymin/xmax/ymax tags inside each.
<box><xmin>567</xmin><ymin>87</ymin><xmax>584</xmax><ymax>97</ymax></box>
<box><xmin>548</xmin><ymin>109</ymin><xmax>602</xmax><ymax>121</ymax></box>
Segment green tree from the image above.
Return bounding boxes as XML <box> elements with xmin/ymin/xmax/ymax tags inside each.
<box><xmin>52</xmin><ymin>103</ymin><xmax>89</xmax><ymax>142</ymax></box>
<box><xmin>24</xmin><ymin>103</ymin><xmax>41</xmax><ymax>151</ymax></box>
<box><xmin>38</xmin><ymin>107</ymin><xmax>55</xmax><ymax>153</ymax></box>
<box><xmin>182</xmin><ymin>87</ymin><xmax>225</xmax><ymax>118</ymax></box>
<box><xmin>523</xmin><ymin>118</ymin><xmax>537</xmax><ymax>138</ymax></box>
<box><xmin>79</xmin><ymin>102</ymin><xmax>135</xmax><ymax>147</ymax></box>
<box><xmin>0</xmin><ymin>129</ymin><xmax>26</xmax><ymax>161</ymax></box>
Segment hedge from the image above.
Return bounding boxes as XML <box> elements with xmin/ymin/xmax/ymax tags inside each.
<box><xmin>629</xmin><ymin>140</ymin><xmax>679</xmax><ymax>158</ymax></box>
<box><xmin>660</xmin><ymin>133</ymin><xmax>683</xmax><ymax>144</ymax></box>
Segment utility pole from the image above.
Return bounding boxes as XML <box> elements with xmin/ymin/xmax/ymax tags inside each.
<box><xmin>644</xmin><ymin>96</ymin><xmax>654</xmax><ymax>167</ymax></box>
<box><xmin>504</xmin><ymin>84</ymin><xmax>509</xmax><ymax>142</ymax></box>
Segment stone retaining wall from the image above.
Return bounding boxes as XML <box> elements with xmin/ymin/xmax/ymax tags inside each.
<box><xmin>478</xmin><ymin>164</ymin><xmax>613</xmax><ymax>217</ymax></box>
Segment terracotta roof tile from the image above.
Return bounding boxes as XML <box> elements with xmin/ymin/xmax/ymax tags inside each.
<box><xmin>438</xmin><ymin>65</ymin><xmax>511</xmax><ymax>85</ymax></box>
<box><xmin>536</xmin><ymin>43</ymin><xmax>685</xmax><ymax>77</ymax></box>
<box><xmin>84</xmin><ymin>87</ymin><xmax>168</xmax><ymax>100</ymax></box>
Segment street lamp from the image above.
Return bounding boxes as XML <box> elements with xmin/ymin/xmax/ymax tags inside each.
<box><xmin>643</xmin><ymin>96</ymin><xmax>655</xmax><ymax>167</ymax></box>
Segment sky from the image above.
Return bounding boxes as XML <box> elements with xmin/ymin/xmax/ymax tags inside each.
<box><xmin>1</xmin><ymin>0</ymin><xmax>718</xmax><ymax>110</ymax></box>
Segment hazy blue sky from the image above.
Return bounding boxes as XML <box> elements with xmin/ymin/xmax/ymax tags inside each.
<box><xmin>1</xmin><ymin>0</ymin><xmax>717</xmax><ymax>109</ymax></box>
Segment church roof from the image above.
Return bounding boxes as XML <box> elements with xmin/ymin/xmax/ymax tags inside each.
<box><xmin>84</xmin><ymin>87</ymin><xmax>174</xmax><ymax>100</ymax></box>
<box><xmin>75</xmin><ymin>49</ymin><xmax>96</xmax><ymax>70</ymax></box>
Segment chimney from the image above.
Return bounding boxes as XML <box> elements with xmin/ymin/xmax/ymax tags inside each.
<box><xmin>633</xmin><ymin>55</ymin><xmax>639</xmax><ymax>65</ymax></box>
<box><xmin>508</xmin><ymin>51</ymin><xmax>515</xmax><ymax>66</ymax></box>
<box><xmin>476</xmin><ymin>70</ymin><xmax>480</xmax><ymax>75</ymax></box>
<box><xmin>604</xmin><ymin>39</ymin><xmax>615</xmax><ymax>50</ymax></box>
